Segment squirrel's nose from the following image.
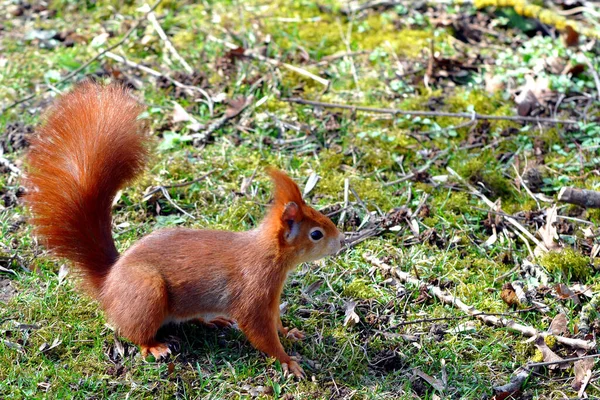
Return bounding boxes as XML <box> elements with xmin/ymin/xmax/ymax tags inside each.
<box><xmin>339</xmin><ymin>234</ymin><xmax>346</xmax><ymax>248</ymax></box>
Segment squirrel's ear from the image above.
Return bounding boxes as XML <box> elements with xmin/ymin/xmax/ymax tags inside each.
<box><xmin>267</xmin><ymin>167</ymin><xmax>304</xmax><ymax>207</ymax></box>
<box><xmin>281</xmin><ymin>202</ymin><xmax>301</xmax><ymax>241</ymax></box>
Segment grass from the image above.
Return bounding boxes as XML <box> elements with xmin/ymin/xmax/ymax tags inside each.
<box><xmin>1</xmin><ymin>0</ymin><xmax>600</xmax><ymax>398</ymax></box>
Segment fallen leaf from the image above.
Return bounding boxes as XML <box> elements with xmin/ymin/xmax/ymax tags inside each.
<box><xmin>548</xmin><ymin>313</ymin><xmax>568</xmax><ymax>336</ymax></box>
<box><xmin>573</xmin><ymin>358</ymin><xmax>594</xmax><ymax>391</ymax></box>
<box><xmin>483</xmin><ymin>225</ymin><xmax>498</xmax><ymax>247</ymax></box>
<box><xmin>303</xmin><ymin>172</ymin><xmax>320</xmax><ymax>197</ymax></box>
<box><xmin>57</xmin><ymin>264</ymin><xmax>69</xmax><ymax>285</ymax></box>
<box><xmin>563</xmin><ymin>24</ymin><xmax>579</xmax><ymax>47</ymax></box>
<box><xmin>537</xmin><ymin>205</ymin><xmax>562</xmax><ymax>252</ymax></box>
<box><xmin>555</xmin><ymin>283</ymin><xmax>580</xmax><ymax>305</ymax></box>
<box><xmin>414</xmin><ymin>369</ymin><xmax>445</xmax><ymax>392</ymax></box>
<box><xmin>343</xmin><ymin>301</ymin><xmax>359</xmax><ymax>327</ymax></box>
<box><xmin>171</xmin><ymin>101</ymin><xmax>202</xmax><ymax>132</ymax></box>
<box><xmin>225</xmin><ymin>97</ymin><xmax>249</xmax><ymax>118</ymax></box>
<box><xmin>501</xmin><ymin>283</ymin><xmax>519</xmax><ymax>308</ymax></box>
<box><xmin>534</xmin><ymin>335</ymin><xmax>566</xmax><ymax>370</ymax></box>
<box><xmin>303</xmin><ymin>279</ymin><xmax>323</xmax><ymax>297</ymax></box>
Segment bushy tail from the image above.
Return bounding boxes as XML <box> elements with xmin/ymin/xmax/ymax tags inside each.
<box><xmin>25</xmin><ymin>81</ymin><xmax>149</xmax><ymax>293</ymax></box>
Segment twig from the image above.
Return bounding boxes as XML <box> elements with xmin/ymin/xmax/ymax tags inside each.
<box><xmin>558</xmin><ymin>187</ymin><xmax>600</xmax><ymax>208</ymax></box>
<box><xmin>283</xmin><ymin>97</ymin><xmax>579</xmax><ymax>125</ymax></box>
<box><xmin>1</xmin><ymin>0</ymin><xmax>163</xmax><ymax>116</ymax></box>
<box><xmin>140</xmin><ymin>3</ymin><xmax>194</xmax><ymax>74</ymax></box>
<box><xmin>191</xmin><ymin>97</ymin><xmax>253</xmax><ymax>145</ymax></box>
<box><xmin>447</xmin><ymin>167</ymin><xmax>549</xmax><ymax>253</ymax></box>
<box><xmin>103</xmin><ymin>51</ymin><xmax>214</xmax><ymax>115</ymax></box>
<box><xmin>206</xmin><ymin>35</ymin><xmax>329</xmax><ymax>87</ymax></box>
<box><xmin>526</xmin><ymin>353</ymin><xmax>600</xmax><ymax>368</ymax></box>
<box><xmin>365</xmin><ymin>254</ymin><xmax>596</xmax><ymax>350</ymax></box>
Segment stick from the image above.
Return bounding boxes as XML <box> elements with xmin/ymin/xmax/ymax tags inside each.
<box><xmin>140</xmin><ymin>3</ymin><xmax>194</xmax><ymax>74</ymax></box>
<box><xmin>1</xmin><ymin>0</ymin><xmax>163</xmax><ymax>116</ymax></box>
<box><xmin>283</xmin><ymin>97</ymin><xmax>579</xmax><ymax>125</ymax></box>
<box><xmin>365</xmin><ymin>254</ymin><xmax>596</xmax><ymax>350</ymax></box>
<box><xmin>558</xmin><ymin>187</ymin><xmax>600</xmax><ymax>208</ymax></box>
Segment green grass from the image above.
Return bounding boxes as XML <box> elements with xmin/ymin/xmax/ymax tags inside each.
<box><xmin>1</xmin><ymin>0</ymin><xmax>600</xmax><ymax>398</ymax></box>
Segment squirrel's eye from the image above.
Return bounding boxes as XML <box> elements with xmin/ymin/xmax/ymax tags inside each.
<box><xmin>309</xmin><ymin>228</ymin><xmax>324</xmax><ymax>242</ymax></box>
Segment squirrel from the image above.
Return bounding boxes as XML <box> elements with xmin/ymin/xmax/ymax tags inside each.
<box><xmin>24</xmin><ymin>81</ymin><xmax>345</xmax><ymax>378</ymax></box>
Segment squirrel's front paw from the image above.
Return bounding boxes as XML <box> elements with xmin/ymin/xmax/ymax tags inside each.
<box><xmin>282</xmin><ymin>359</ymin><xmax>305</xmax><ymax>379</ymax></box>
<box><xmin>285</xmin><ymin>328</ymin><xmax>305</xmax><ymax>341</ymax></box>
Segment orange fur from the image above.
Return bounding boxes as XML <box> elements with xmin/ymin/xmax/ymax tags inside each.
<box><xmin>25</xmin><ymin>82</ymin><xmax>344</xmax><ymax>378</ymax></box>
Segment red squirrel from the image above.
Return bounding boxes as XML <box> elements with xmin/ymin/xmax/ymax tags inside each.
<box><xmin>24</xmin><ymin>81</ymin><xmax>344</xmax><ymax>378</ymax></box>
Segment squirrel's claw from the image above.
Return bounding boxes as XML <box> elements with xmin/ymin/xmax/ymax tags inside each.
<box><xmin>285</xmin><ymin>328</ymin><xmax>305</xmax><ymax>342</ymax></box>
<box><xmin>282</xmin><ymin>359</ymin><xmax>305</xmax><ymax>379</ymax></box>
<box><xmin>141</xmin><ymin>342</ymin><xmax>171</xmax><ymax>360</ymax></box>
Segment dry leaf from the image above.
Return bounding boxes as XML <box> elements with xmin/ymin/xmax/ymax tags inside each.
<box><xmin>303</xmin><ymin>172</ymin><xmax>320</xmax><ymax>197</ymax></box>
<box><xmin>303</xmin><ymin>279</ymin><xmax>323</xmax><ymax>297</ymax></box>
<box><xmin>534</xmin><ymin>336</ymin><xmax>566</xmax><ymax>370</ymax></box>
<box><xmin>57</xmin><ymin>264</ymin><xmax>69</xmax><ymax>285</ymax></box>
<box><xmin>225</xmin><ymin>97</ymin><xmax>249</xmax><ymax>118</ymax></box>
<box><xmin>501</xmin><ymin>283</ymin><xmax>519</xmax><ymax>308</ymax></box>
<box><xmin>563</xmin><ymin>25</ymin><xmax>579</xmax><ymax>47</ymax></box>
<box><xmin>573</xmin><ymin>358</ymin><xmax>594</xmax><ymax>391</ymax></box>
<box><xmin>537</xmin><ymin>205</ymin><xmax>562</xmax><ymax>253</ymax></box>
<box><xmin>171</xmin><ymin>101</ymin><xmax>202</xmax><ymax>132</ymax></box>
<box><xmin>548</xmin><ymin>313</ymin><xmax>568</xmax><ymax>336</ymax></box>
<box><xmin>484</xmin><ymin>225</ymin><xmax>498</xmax><ymax>247</ymax></box>
<box><xmin>343</xmin><ymin>301</ymin><xmax>359</xmax><ymax>327</ymax></box>
<box><xmin>414</xmin><ymin>369</ymin><xmax>445</xmax><ymax>392</ymax></box>
<box><xmin>555</xmin><ymin>283</ymin><xmax>580</xmax><ymax>305</ymax></box>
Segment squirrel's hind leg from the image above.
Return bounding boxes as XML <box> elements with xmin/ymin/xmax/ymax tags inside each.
<box><xmin>102</xmin><ymin>263</ymin><xmax>170</xmax><ymax>359</ymax></box>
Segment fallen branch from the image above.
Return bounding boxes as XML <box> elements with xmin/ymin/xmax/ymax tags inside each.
<box><xmin>365</xmin><ymin>254</ymin><xmax>596</xmax><ymax>350</ymax></box>
<box><xmin>558</xmin><ymin>187</ymin><xmax>600</xmax><ymax>208</ymax></box>
<box><xmin>283</xmin><ymin>97</ymin><xmax>579</xmax><ymax>125</ymax></box>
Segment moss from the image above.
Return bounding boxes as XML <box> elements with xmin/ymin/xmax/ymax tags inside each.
<box><xmin>544</xmin><ymin>335</ymin><xmax>557</xmax><ymax>348</ymax></box>
<box><xmin>343</xmin><ymin>279</ymin><xmax>378</xmax><ymax>299</ymax></box>
<box><xmin>531</xmin><ymin>349</ymin><xmax>544</xmax><ymax>363</ymax></box>
<box><xmin>451</xmin><ymin>151</ymin><xmax>513</xmax><ymax>200</ymax></box>
<box><xmin>539</xmin><ymin>248</ymin><xmax>591</xmax><ymax>281</ymax></box>
<box><xmin>434</xmin><ymin>191</ymin><xmax>472</xmax><ymax>215</ymax></box>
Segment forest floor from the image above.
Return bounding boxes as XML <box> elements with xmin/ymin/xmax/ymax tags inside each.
<box><xmin>1</xmin><ymin>0</ymin><xmax>600</xmax><ymax>398</ymax></box>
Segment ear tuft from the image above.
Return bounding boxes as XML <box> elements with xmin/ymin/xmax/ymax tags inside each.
<box><xmin>267</xmin><ymin>167</ymin><xmax>304</xmax><ymax>207</ymax></box>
